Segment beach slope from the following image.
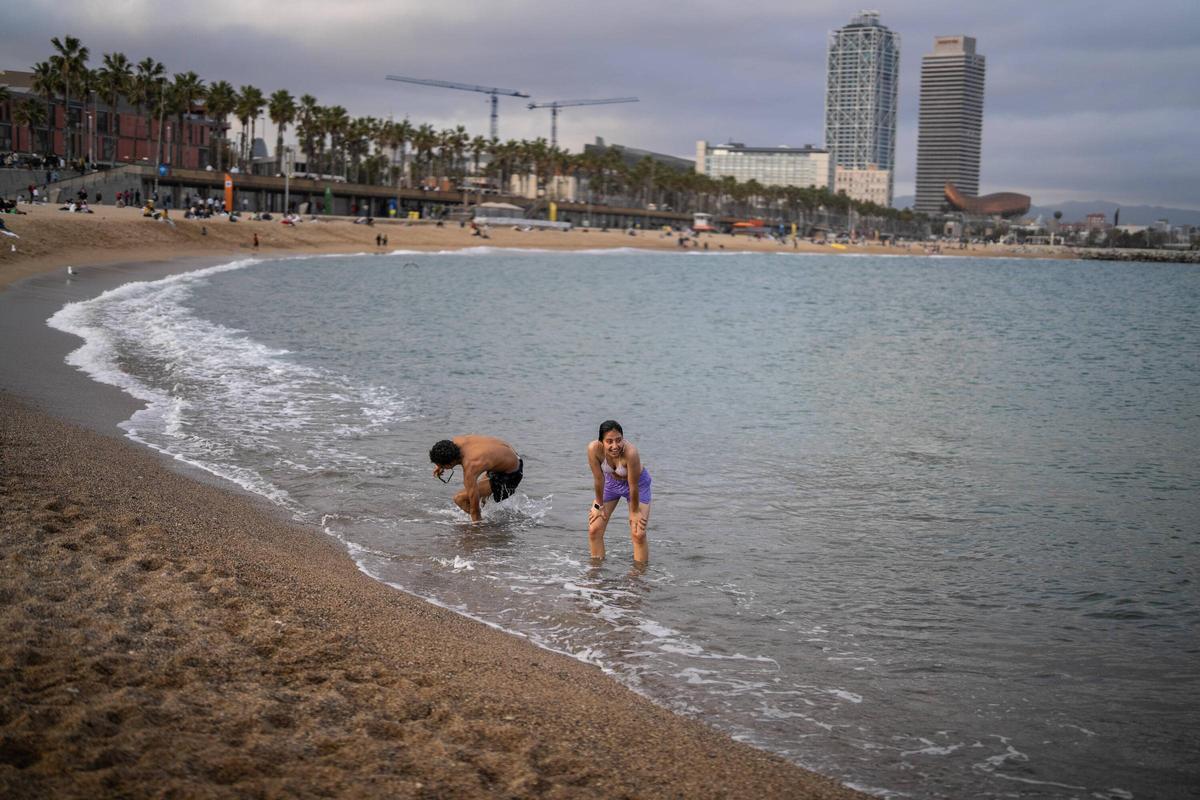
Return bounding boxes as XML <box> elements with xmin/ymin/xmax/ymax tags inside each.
<box><xmin>0</xmin><ymin>394</ymin><xmax>865</xmax><ymax>799</ymax></box>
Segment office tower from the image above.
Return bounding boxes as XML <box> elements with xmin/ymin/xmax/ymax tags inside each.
<box><xmin>824</xmin><ymin>11</ymin><xmax>900</xmax><ymax>205</ymax></box>
<box><xmin>914</xmin><ymin>36</ymin><xmax>986</xmax><ymax>215</ymax></box>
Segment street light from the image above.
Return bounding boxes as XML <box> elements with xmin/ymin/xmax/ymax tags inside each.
<box><xmin>283</xmin><ymin>145</ymin><xmax>293</xmax><ymax>214</ymax></box>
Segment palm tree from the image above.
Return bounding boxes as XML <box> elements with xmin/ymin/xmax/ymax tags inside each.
<box><xmin>170</xmin><ymin>71</ymin><xmax>205</xmax><ymax>168</ymax></box>
<box><xmin>411</xmin><ymin>123</ymin><xmax>437</xmax><ymax>184</ymax></box>
<box><xmin>50</xmin><ymin>35</ymin><xmax>89</xmax><ymax>165</ymax></box>
<box><xmin>296</xmin><ymin>94</ymin><xmax>319</xmax><ymax>173</ymax></box>
<box><xmin>267</xmin><ymin>89</ymin><xmax>296</xmax><ymax>175</ymax></box>
<box><xmin>131</xmin><ymin>58</ymin><xmax>166</xmax><ymax>162</ymax></box>
<box><xmin>320</xmin><ymin>105</ymin><xmax>348</xmax><ymax>176</ymax></box>
<box><xmin>392</xmin><ymin>118</ymin><xmax>413</xmax><ymax>187</ymax></box>
<box><xmin>204</xmin><ymin>80</ymin><xmax>236</xmax><ymax>173</ymax></box>
<box><xmin>31</xmin><ymin>60</ymin><xmax>59</xmax><ymax>156</ymax></box>
<box><xmin>96</xmin><ymin>53</ymin><xmax>131</xmax><ymax>161</ymax></box>
<box><xmin>13</xmin><ymin>99</ymin><xmax>46</xmax><ymax>154</ymax></box>
<box><xmin>234</xmin><ymin>85</ymin><xmax>265</xmax><ymax>169</ymax></box>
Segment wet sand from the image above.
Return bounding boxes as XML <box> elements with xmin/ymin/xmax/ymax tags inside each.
<box><xmin>1</xmin><ymin>206</ymin><xmax>872</xmax><ymax>797</ymax></box>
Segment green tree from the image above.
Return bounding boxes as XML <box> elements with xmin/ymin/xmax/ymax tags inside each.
<box><xmin>267</xmin><ymin>88</ymin><xmax>296</xmax><ymax>175</ymax></box>
<box><xmin>320</xmin><ymin>105</ymin><xmax>348</xmax><ymax>176</ymax></box>
<box><xmin>13</xmin><ymin>99</ymin><xmax>47</xmax><ymax>153</ymax></box>
<box><xmin>205</xmin><ymin>80</ymin><xmax>236</xmax><ymax>173</ymax></box>
<box><xmin>96</xmin><ymin>53</ymin><xmax>132</xmax><ymax>158</ymax></box>
<box><xmin>131</xmin><ymin>58</ymin><xmax>166</xmax><ymax>162</ymax></box>
<box><xmin>31</xmin><ymin>60</ymin><xmax>59</xmax><ymax>156</ymax></box>
<box><xmin>234</xmin><ymin>85</ymin><xmax>265</xmax><ymax>169</ymax></box>
<box><xmin>295</xmin><ymin>94</ymin><xmax>319</xmax><ymax>173</ymax></box>
<box><xmin>170</xmin><ymin>71</ymin><xmax>205</xmax><ymax>167</ymax></box>
<box><xmin>50</xmin><ymin>35</ymin><xmax>89</xmax><ymax>165</ymax></box>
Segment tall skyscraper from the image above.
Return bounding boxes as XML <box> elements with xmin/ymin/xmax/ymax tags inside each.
<box><xmin>914</xmin><ymin>36</ymin><xmax>986</xmax><ymax>215</ymax></box>
<box><xmin>824</xmin><ymin>11</ymin><xmax>900</xmax><ymax>206</ymax></box>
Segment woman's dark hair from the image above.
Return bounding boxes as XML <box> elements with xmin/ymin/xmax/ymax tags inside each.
<box><xmin>598</xmin><ymin>420</ymin><xmax>623</xmax><ymax>441</ymax></box>
<box><xmin>429</xmin><ymin>439</ymin><xmax>462</xmax><ymax>466</ymax></box>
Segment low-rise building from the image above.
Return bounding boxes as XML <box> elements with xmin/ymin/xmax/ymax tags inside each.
<box><xmin>834</xmin><ymin>164</ymin><xmax>891</xmax><ymax>206</ymax></box>
<box><xmin>0</xmin><ymin>68</ymin><xmax>217</xmax><ymax>169</ymax></box>
<box><xmin>695</xmin><ymin>140</ymin><xmax>830</xmax><ymax>189</ymax></box>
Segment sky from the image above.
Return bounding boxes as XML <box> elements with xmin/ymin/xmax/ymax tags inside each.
<box><xmin>3</xmin><ymin>0</ymin><xmax>1199</xmax><ymax>208</ymax></box>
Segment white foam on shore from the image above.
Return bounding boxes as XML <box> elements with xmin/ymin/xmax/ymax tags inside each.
<box><xmin>46</xmin><ymin>255</ymin><xmax>409</xmax><ymax>515</ymax></box>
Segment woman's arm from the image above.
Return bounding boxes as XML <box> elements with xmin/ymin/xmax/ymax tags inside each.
<box><xmin>587</xmin><ymin>442</ymin><xmax>607</xmax><ymax>521</ymax></box>
<box><xmin>625</xmin><ymin>443</ymin><xmax>642</xmax><ymax>516</ymax></box>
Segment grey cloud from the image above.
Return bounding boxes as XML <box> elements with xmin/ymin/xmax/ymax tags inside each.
<box><xmin>5</xmin><ymin>0</ymin><xmax>1198</xmax><ymax>207</ymax></box>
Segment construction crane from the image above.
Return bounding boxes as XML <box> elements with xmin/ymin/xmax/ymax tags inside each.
<box><xmin>385</xmin><ymin>75</ymin><xmax>530</xmax><ymax>141</ymax></box>
<box><xmin>526</xmin><ymin>98</ymin><xmax>639</xmax><ymax>149</ymax></box>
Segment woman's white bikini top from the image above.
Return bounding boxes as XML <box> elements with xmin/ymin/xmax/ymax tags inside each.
<box><xmin>601</xmin><ymin>458</ymin><xmax>628</xmax><ymax>478</ymax></box>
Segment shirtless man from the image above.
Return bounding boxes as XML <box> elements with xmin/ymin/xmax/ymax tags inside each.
<box><xmin>429</xmin><ymin>435</ymin><xmax>523</xmax><ymax>522</ymax></box>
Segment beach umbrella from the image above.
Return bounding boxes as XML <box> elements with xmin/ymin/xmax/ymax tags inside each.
<box><xmin>324</xmin><ymin>186</ymin><xmax>333</xmax><ymax>215</ymax></box>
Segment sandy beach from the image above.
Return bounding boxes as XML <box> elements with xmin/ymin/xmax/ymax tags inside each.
<box><xmin>0</xmin><ymin>205</ymin><xmax>877</xmax><ymax>797</ymax></box>
<box><xmin>0</xmin><ymin>201</ymin><xmax>1073</xmax><ymax>292</ymax></box>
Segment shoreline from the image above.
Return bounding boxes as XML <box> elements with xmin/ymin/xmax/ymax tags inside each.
<box><xmin>1</xmin><ymin>213</ymin><xmax>871</xmax><ymax>796</ymax></box>
<box><xmin>0</xmin><ymin>201</ymin><xmax>1079</xmax><ymax>292</ymax></box>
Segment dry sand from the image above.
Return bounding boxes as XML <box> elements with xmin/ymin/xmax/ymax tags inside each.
<box><xmin>1</xmin><ymin>204</ymin><xmax>878</xmax><ymax>796</ymax></box>
<box><xmin>0</xmin><ymin>201</ymin><xmax>1073</xmax><ymax>291</ymax></box>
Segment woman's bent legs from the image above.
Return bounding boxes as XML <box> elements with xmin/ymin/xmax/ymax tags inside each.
<box><xmin>630</xmin><ymin>503</ymin><xmax>650</xmax><ymax>564</ymax></box>
<box><xmin>588</xmin><ymin>499</ymin><xmax>620</xmax><ymax>560</ymax></box>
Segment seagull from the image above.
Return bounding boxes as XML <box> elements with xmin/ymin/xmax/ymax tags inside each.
<box><xmin>66</xmin><ymin>266</ymin><xmax>77</xmax><ymax>276</ymax></box>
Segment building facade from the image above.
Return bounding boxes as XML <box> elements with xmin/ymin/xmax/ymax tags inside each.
<box><xmin>914</xmin><ymin>36</ymin><xmax>986</xmax><ymax>215</ymax></box>
<box><xmin>824</xmin><ymin>11</ymin><xmax>900</xmax><ymax>205</ymax></box>
<box><xmin>695</xmin><ymin>140</ymin><xmax>830</xmax><ymax>189</ymax></box>
<box><xmin>0</xmin><ymin>69</ymin><xmax>216</xmax><ymax>170</ymax></box>
<box><xmin>834</xmin><ymin>165</ymin><xmax>891</xmax><ymax>206</ymax></box>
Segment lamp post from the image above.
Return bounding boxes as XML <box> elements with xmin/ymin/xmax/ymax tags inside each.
<box><xmin>283</xmin><ymin>145</ymin><xmax>293</xmax><ymax>214</ymax></box>
<box><xmin>153</xmin><ymin>83</ymin><xmax>166</xmax><ymax>199</ymax></box>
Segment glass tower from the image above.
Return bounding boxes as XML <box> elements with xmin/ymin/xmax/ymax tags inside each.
<box><xmin>824</xmin><ymin>11</ymin><xmax>900</xmax><ymax>205</ymax></box>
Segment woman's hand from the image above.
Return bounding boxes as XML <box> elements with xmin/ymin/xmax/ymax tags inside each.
<box><xmin>629</xmin><ymin>512</ymin><xmax>646</xmax><ymax>536</ymax></box>
<box><xmin>589</xmin><ymin>503</ymin><xmax>608</xmax><ymax>524</ymax></box>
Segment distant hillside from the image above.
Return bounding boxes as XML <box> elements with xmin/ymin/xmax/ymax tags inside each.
<box><xmin>1027</xmin><ymin>202</ymin><xmax>1200</xmax><ymax>227</ymax></box>
<box><xmin>891</xmin><ymin>195</ymin><xmax>1200</xmax><ymax>226</ymax></box>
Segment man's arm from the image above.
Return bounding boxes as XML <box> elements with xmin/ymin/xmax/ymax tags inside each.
<box><xmin>461</xmin><ymin>464</ymin><xmax>484</xmax><ymax>521</ymax></box>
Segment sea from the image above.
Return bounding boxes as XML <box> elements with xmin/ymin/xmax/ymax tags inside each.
<box><xmin>47</xmin><ymin>248</ymin><xmax>1200</xmax><ymax>799</ymax></box>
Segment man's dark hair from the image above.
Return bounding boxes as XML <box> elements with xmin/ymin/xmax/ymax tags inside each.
<box><xmin>598</xmin><ymin>420</ymin><xmax>623</xmax><ymax>441</ymax></box>
<box><xmin>429</xmin><ymin>439</ymin><xmax>462</xmax><ymax>466</ymax></box>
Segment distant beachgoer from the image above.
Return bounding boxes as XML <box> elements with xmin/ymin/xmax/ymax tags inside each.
<box><xmin>429</xmin><ymin>435</ymin><xmax>523</xmax><ymax>522</ymax></box>
<box><xmin>253</xmin><ymin>232</ymin><xmax>259</xmax><ymax>248</ymax></box>
<box><xmin>382</xmin><ymin>234</ymin><xmax>388</xmax><ymax>246</ymax></box>
<box><xmin>586</xmin><ymin>420</ymin><xmax>651</xmax><ymax>564</ymax></box>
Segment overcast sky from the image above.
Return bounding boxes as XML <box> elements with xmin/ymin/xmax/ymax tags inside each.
<box><xmin>4</xmin><ymin>0</ymin><xmax>1199</xmax><ymax>208</ymax></box>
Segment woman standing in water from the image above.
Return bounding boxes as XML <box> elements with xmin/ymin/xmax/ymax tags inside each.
<box><xmin>587</xmin><ymin>420</ymin><xmax>651</xmax><ymax>564</ymax></box>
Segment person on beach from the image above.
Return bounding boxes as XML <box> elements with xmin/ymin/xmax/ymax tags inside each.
<box><xmin>429</xmin><ymin>435</ymin><xmax>523</xmax><ymax>522</ymax></box>
<box><xmin>587</xmin><ymin>420</ymin><xmax>650</xmax><ymax>564</ymax></box>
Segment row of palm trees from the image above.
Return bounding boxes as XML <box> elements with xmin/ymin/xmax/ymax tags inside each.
<box><xmin>9</xmin><ymin>35</ymin><xmax>922</xmax><ymax>229</ymax></box>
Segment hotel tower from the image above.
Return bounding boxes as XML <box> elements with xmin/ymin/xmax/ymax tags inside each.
<box><xmin>824</xmin><ymin>11</ymin><xmax>900</xmax><ymax>206</ymax></box>
<box><xmin>914</xmin><ymin>36</ymin><xmax>986</xmax><ymax>215</ymax></box>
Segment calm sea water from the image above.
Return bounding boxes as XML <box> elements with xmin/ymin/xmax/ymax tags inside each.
<box><xmin>49</xmin><ymin>249</ymin><xmax>1200</xmax><ymax>798</ymax></box>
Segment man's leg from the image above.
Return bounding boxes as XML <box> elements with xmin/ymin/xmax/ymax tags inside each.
<box><xmin>453</xmin><ymin>477</ymin><xmax>493</xmax><ymax>516</ymax></box>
